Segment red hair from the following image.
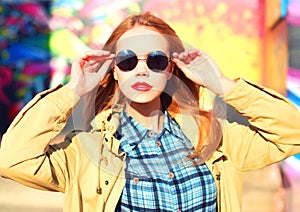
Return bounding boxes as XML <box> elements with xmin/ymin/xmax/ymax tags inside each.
<box><xmin>95</xmin><ymin>12</ymin><xmax>222</xmax><ymax>161</ymax></box>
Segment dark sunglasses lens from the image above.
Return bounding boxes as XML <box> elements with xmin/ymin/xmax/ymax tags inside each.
<box><xmin>116</xmin><ymin>50</ymin><xmax>137</xmax><ymax>71</ymax></box>
<box><xmin>147</xmin><ymin>51</ymin><xmax>169</xmax><ymax>72</ymax></box>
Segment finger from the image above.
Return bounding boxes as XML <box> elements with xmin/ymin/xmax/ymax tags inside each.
<box><xmin>188</xmin><ymin>49</ymin><xmax>201</xmax><ymax>59</ymax></box>
<box><xmin>81</xmin><ymin>54</ymin><xmax>114</xmax><ymax>72</ymax></box>
<box><xmin>178</xmin><ymin>52</ymin><xmax>193</xmax><ymax>64</ymax></box>
<box><xmin>172</xmin><ymin>51</ymin><xmax>197</xmax><ymax>64</ymax></box>
<box><xmin>91</xmin><ymin>54</ymin><xmax>115</xmax><ymax>62</ymax></box>
<box><xmin>84</xmin><ymin>51</ymin><xmax>112</xmax><ymax>59</ymax></box>
<box><xmin>172</xmin><ymin>52</ymin><xmax>179</xmax><ymax>58</ymax></box>
<box><xmin>85</xmin><ymin>50</ymin><xmax>110</xmax><ymax>57</ymax></box>
<box><xmin>197</xmin><ymin>49</ymin><xmax>210</xmax><ymax>59</ymax></box>
<box><xmin>79</xmin><ymin>51</ymin><xmax>110</xmax><ymax>63</ymax></box>
<box><xmin>172</xmin><ymin>58</ymin><xmax>187</xmax><ymax>71</ymax></box>
<box><xmin>83</xmin><ymin>54</ymin><xmax>115</xmax><ymax>64</ymax></box>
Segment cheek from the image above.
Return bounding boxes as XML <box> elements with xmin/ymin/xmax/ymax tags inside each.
<box><xmin>114</xmin><ymin>71</ymin><xmax>133</xmax><ymax>91</ymax></box>
<box><xmin>113</xmin><ymin>68</ymin><xmax>131</xmax><ymax>85</ymax></box>
<box><xmin>150</xmin><ymin>75</ymin><xmax>170</xmax><ymax>93</ymax></box>
<box><xmin>156</xmin><ymin>76</ymin><xmax>169</xmax><ymax>86</ymax></box>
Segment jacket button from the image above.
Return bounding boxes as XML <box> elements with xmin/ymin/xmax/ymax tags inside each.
<box><xmin>105</xmin><ymin>180</ymin><xmax>109</xmax><ymax>185</ymax></box>
<box><xmin>156</xmin><ymin>141</ymin><xmax>161</xmax><ymax>147</ymax></box>
<box><xmin>133</xmin><ymin>178</ymin><xmax>139</xmax><ymax>184</ymax></box>
<box><xmin>96</xmin><ymin>186</ymin><xmax>102</xmax><ymax>194</ymax></box>
<box><xmin>168</xmin><ymin>172</ymin><xmax>174</xmax><ymax>179</ymax></box>
<box><xmin>148</xmin><ymin>131</ymin><xmax>155</xmax><ymax>137</ymax></box>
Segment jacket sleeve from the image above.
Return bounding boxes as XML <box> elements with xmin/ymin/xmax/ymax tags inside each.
<box><xmin>0</xmin><ymin>85</ymin><xmax>81</xmax><ymax>191</ymax></box>
<box><xmin>221</xmin><ymin>79</ymin><xmax>300</xmax><ymax>171</ymax></box>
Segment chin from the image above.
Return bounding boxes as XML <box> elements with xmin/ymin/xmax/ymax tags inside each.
<box><xmin>125</xmin><ymin>93</ymin><xmax>160</xmax><ymax>105</ymax></box>
<box><xmin>120</xmin><ymin>88</ymin><xmax>163</xmax><ymax>105</ymax></box>
<box><xmin>127</xmin><ymin>97</ymin><xmax>157</xmax><ymax>104</ymax></box>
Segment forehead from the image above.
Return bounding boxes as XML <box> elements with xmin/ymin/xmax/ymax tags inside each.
<box><xmin>116</xmin><ymin>26</ymin><xmax>169</xmax><ymax>53</ymax></box>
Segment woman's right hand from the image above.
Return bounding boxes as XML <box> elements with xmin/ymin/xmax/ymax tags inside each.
<box><xmin>66</xmin><ymin>50</ymin><xmax>115</xmax><ymax>97</ymax></box>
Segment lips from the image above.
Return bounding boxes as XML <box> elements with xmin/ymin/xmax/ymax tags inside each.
<box><xmin>131</xmin><ymin>82</ymin><xmax>153</xmax><ymax>91</ymax></box>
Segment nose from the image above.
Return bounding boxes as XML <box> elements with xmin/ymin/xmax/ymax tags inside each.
<box><xmin>134</xmin><ymin>60</ymin><xmax>149</xmax><ymax>76</ymax></box>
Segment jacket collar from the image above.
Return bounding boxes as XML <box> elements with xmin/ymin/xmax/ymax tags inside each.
<box><xmin>92</xmin><ymin>108</ymin><xmax>224</xmax><ymax>162</ymax></box>
<box><xmin>116</xmin><ymin>109</ymin><xmax>186</xmax><ymax>148</ymax></box>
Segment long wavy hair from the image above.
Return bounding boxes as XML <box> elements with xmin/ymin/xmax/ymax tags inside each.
<box><xmin>94</xmin><ymin>11</ymin><xmax>222</xmax><ymax>161</ymax></box>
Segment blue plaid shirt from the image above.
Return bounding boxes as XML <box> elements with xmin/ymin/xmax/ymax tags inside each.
<box><xmin>115</xmin><ymin>110</ymin><xmax>217</xmax><ymax>211</ymax></box>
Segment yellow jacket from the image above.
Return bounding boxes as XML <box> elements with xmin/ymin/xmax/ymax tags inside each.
<box><xmin>1</xmin><ymin>79</ymin><xmax>300</xmax><ymax>212</ymax></box>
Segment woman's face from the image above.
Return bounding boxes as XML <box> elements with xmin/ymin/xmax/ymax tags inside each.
<box><xmin>114</xmin><ymin>26</ymin><xmax>172</xmax><ymax>104</ymax></box>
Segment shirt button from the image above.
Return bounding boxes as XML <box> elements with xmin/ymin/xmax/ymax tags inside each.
<box><xmin>155</xmin><ymin>141</ymin><xmax>161</xmax><ymax>147</ymax></box>
<box><xmin>168</xmin><ymin>172</ymin><xmax>175</xmax><ymax>179</ymax></box>
<box><xmin>148</xmin><ymin>131</ymin><xmax>155</xmax><ymax>137</ymax></box>
<box><xmin>133</xmin><ymin>178</ymin><xmax>139</xmax><ymax>185</ymax></box>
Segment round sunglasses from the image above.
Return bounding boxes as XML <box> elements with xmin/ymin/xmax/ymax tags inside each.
<box><xmin>115</xmin><ymin>49</ymin><xmax>172</xmax><ymax>72</ymax></box>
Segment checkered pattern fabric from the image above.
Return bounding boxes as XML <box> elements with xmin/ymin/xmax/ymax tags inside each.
<box><xmin>115</xmin><ymin>110</ymin><xmax>217</xmax><ymax>211</ymax></box>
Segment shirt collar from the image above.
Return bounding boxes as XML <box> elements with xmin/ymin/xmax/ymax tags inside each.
<box><xmin>164</xmin><ymin>111</ymin><xmax>186</xmax><ymax>139</ymax></box>
<box><xmin>118</xmin><ymin>109</ymin><xmax>184</xmax><ymax>143</ymax></box>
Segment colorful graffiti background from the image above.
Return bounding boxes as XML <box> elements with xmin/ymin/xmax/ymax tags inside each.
<box><xmin>0</xmin><ymin>0</ymin><xmax>299</xmax><ymax>137</ymax></box>
<box><xmin>0</xmin><ymin>0</ymin><xmax>300</xmax><ymax>211</ymax></box>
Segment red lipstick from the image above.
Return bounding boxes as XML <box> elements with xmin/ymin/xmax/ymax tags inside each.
<box><xmin>131</xmin><ymin>82</ymin><xmax>153</xmax><ymax>91</ymax></box>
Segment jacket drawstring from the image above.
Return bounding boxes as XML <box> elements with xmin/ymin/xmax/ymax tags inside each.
<box><xmin>96</xmin><ymin>121</ymin><xmax>106</xmax><ymax>195</ymax></box>
<box><xmin>95</xmin><ymin>110</ymin><xmax>121</xmax><ymax>195</ymax></box>
<box><xmin>213</xmin><ymin>155</ymin><xmax>227</xmax><ymax>212</ymax></box>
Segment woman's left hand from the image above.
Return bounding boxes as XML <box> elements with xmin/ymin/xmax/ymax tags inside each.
<box><xmin>172</xmin><ymin>49</ymin><xmax>235</xmax><ymax>96</ymax></box>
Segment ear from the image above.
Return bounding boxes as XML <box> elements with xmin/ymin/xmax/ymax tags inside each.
<box><xmin>112</xmin><ymin>67</ymin><xmax>118</xmax><ymax>81</ymax></box>
<box><xmin>167</xmin><ymin>62</ymin><xmax>175</xmax><ymax>80</ymax></box>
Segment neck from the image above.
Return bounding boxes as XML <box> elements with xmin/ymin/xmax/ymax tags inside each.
<box><xmin>125</xmin><ymin>98</ymin><xmax>164</xmax><ymax>133</ymax></box>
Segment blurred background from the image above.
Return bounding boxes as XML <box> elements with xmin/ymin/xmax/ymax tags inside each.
<box><xmin>0</xmin><ymin>0</ymin><xmax>299</xmax><ymax>211</ymax></box>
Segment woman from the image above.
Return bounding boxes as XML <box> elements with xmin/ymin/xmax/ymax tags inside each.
<box><xmin>0</xmin><ymin>12</ymin><xmax>300</xmax><ymax>211</ymax></box>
